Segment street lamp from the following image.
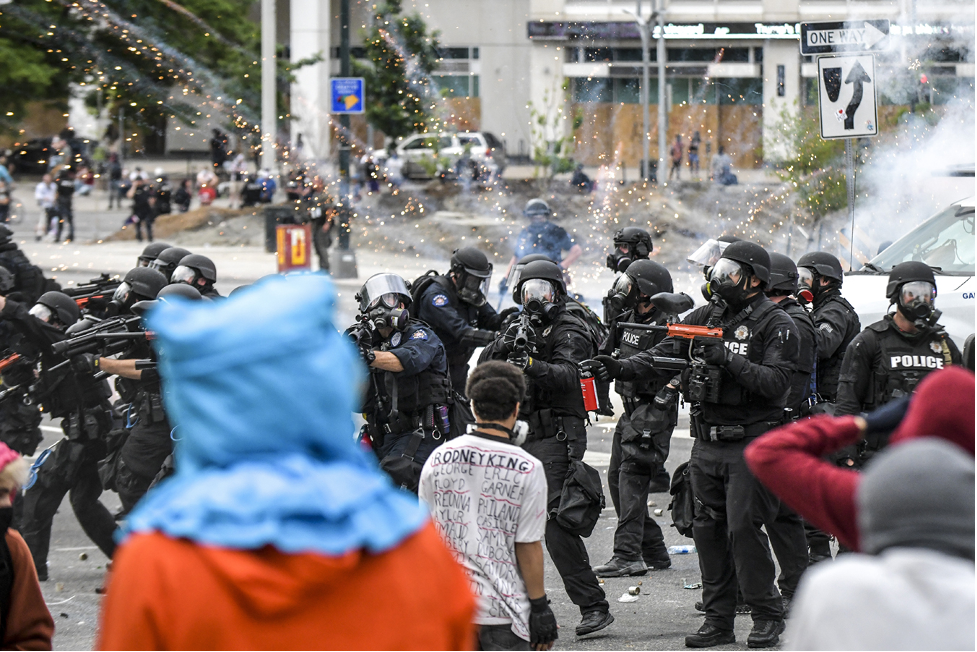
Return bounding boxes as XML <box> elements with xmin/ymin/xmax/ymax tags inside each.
<box><xmin>623</xmin><ymin>0</ymin><xmax>666</xmax><ymax>182</ymax></box>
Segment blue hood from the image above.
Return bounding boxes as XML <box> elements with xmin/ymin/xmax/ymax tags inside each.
<box><xmin>121</xmin><ymin>273</ymin><xmax>427</xmax><ymax>555</ymax></box>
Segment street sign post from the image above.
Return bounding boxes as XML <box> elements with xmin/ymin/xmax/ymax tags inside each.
<box><xmin>800</xmin><ymin>19</ymin><xmax>889</xmax><ymax>55</ymax></box>
<box><xmin>330</xmin><ymin>77</ymin><xmax>365</xmax><ymax>114</ymax></box>
<box><xmin>817</xmin><ymin>54</ymin><xmax>878</xmax><ymax>140</ymax></box>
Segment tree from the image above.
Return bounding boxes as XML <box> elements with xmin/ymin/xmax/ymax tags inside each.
<box><xmin>527</xmin><ymin>79</ymin><xmax>583</xmax><ymax>187</ymax></box>
<box><xmin>353</xmin><ymin>0</ymin><xmax>441</xmax><ymax>143</ymax></box>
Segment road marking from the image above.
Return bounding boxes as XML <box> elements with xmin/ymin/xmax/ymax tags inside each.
<box><xmin>54</xmin><ymin>546</ymin><xmax>98</xmax><ymax>551</ymax></box>
<box><xmin>40</xmin><ymin>426</ymin><xmax>61</xmax><ymax>433</ymax></box>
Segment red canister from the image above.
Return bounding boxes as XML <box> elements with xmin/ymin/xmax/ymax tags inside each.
<box><xmin>580</xmin><ymin>375</ymin><xmax>599</xmax><ymax>412</ymax></box>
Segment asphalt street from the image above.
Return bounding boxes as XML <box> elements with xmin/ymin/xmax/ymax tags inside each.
<box><xmin>3</xmin><ymin>192</ymin><xmax>790</xmax><ymax>651</ymax></box>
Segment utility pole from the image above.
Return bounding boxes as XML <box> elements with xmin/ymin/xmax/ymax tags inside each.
<box><xmin>260</xmin><ymin>0</ymin><xmax>276</xmax><ymax>173</ymax></box>
<box><xmin>338</xmin><ymin>0</ymin><xmax>352</xmax><ymax>250</ymax></box>
<box><xmin>656</xmin><ymin>0</ymin><xmax>667</xmax><ymax>183</ymax></box>
<box><xmin>638</xmin><ymin>1</ymin><xmax>650</xmax><ymax>182</ymax></box>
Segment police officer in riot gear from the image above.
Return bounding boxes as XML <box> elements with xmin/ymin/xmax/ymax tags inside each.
<box><xmin>136</xmin><ymin>242</ymin><xmax>172</xmax><ymax>268</ymax></box>
<box><xmin>501</xmin><ymin>199</ymin><xmax>583</xmax><ymax>291</ymax></box>
<box><xmin>835</xmin><ymin>261</ymin><xmax>960</xmax><ymax>438</ymax></box>
<box><xmin>0</xmin><ymin>224</ymin><xmax>45</xmax><ymax>304</ymax></box>
<box><xmin>0</xmin><ymin>290</ymin><xmax>116</xmax><ymax>580</ymax></box>
<box><xmin>583</xmin><ymin>241</ymin><xmax>796</xmax><ymax>648</ymax></box>
<box><xmin>353</xmin><ymin>273</ymin><xmax>452</xmax><ymax>493</ymax></box>
<box><xmin>606</xmin><ymin>227</ymin><xmax>654</xmax><ymax>274</ymax></box>
<box><xmin>171</xmin><ymin>254</ymin><xmax>221</xmax><ymax>298</ymax></box>
<box><xmin>589</xmin><ymin>260</ymin><xmax>678</xmax><ymax>578</ymax></box>
<box><xmin>479</xmin><ymin>259</ymin><xmax>613</xmax><ymax>638</ymax></box>
<box><xmin>71</xmin><ymin>267</ymin><xmax>171</xmax><ymax>515</ymax></box>
<box><xmin>761</xmin><ymin>252</ymin><xmax>816</xmax><ymax>602</ymax></box>
<box><xmin>148</xmin><ymin>246</ymin><xmax>191</xmax><ymax>282</ymax></box>
<box><xmin>796</xmin><ymin>251</ymin><xmax>860</xmax><ymax>402</ymax></box>
<box><xmin>416</xmin><ymin>247</ymin><xmax>516</xmax><ymax>393</ymax></box>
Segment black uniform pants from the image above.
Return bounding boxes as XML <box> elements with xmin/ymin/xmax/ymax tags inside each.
<box><xmin>134</xmin><ymin>213</ymin><xmax>155</xmax><ymax>242</ymax></box>
<box><xmin>55</xmin><ymin>198</ymin><xmax>74</xmax><ymax>241</ymax></box>
<box><xmin>312</xmin><ymin>218</ymin><xmax>332</xmax><ymax>272</ymax></box>
<box><xmin>448</xmin><ymin>363</ymin><xmax>470</xmax><ymax>399</ymax></box>
<box><xmin>523</xmin><ymin>437</ymin><xmax>608</xmax><ymax>616</ymax></box>
<box><xmin>690</xmin><ymin>437</ymin><xmax>782</xmax><ymax>630</ymax></box>
<box><xmin>20</xmin><ymin>439</ymin><xmax>117</xmax><ymax>575</ymax></box>
<box><xmin>764</xmin><ymin>502</ymin><xmax>809</xmax><ymax>598</ymax></box>
<box><xmin>607</xmin><ymin>421</ymin><xmax>669</xmax><ymax>564</ymax></box>
<box><xmin>117</xmin><ymin>418</ymin><xmax>172</xmax><ymax>514</ymax></box>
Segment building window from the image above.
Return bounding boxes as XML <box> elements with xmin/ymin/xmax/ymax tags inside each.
<box><xmin>434</xmin><ymin>75</ymin><xmax>479</xmax><ymax>98</ymax></box>
<box><xmin>572</xmin><ymin>78</ymin><xmax>612</xmax><ymax>102</ymax></box>
<box><xmin>715</xmin><ymin>78</ymin><xmax>763</xmax><ymax>104</ymax></box>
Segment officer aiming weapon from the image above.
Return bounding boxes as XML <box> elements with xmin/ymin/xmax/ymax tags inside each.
<box><xmin>62</xmin><ymin>274</ymin><xmax>123</xmax><ymax>311</ymax></box>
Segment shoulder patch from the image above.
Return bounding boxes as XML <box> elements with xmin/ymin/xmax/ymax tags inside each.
<box><xmin>818</xmin><ymin>323</ymin><xmax>834</xmax><ymax>333</ymax></box>
<box><xmin>410</xmin><ymin>330</ymin><xmax>428</xmax><ymax>341</ymax></box>
<box><xmin>390</xmin><ymin>332</ymin><xmax>402</xmax><ymax>347</ymax></box>
<box><xmin>432</xmin><ymin>294</ymin><xmax>448</xmax><ymax>307</ymax></box>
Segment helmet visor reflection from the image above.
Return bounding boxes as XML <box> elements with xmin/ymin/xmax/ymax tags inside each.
<box><xmin>360</xmin><ymin>274</ymin><xmax>411</xmax><ymax>311</ymax></box>
<box><xmin>29</xmin><ymin>304</ymin><xmax>53</xmax><ymax>323</ymax></box>
<box><xmin>170</xmin><ymin>265</ymin><xmax>196</xmax><ymax>285</ymax></box>
<box><xmin>112</xmin><ymin>282</ymin><xmax>132</xmax><ymax>305</ymax></box>
<box><xmin>521</xmin><ymin>278</ymin><xmax>555</xmax><ymax>305</ymax></box>
<box><xmin>612</xmin><ymin>274</ymin><xmax>633</xmax><ymax>297</ymax></box>
<box><xmin>710</xmin><ymin>258</ymin><xmax>744</xmax><ymax>285</ymax></box>
<box><xmin>901</xmin><ymin>281</ymin><xmax>936</xmax><ymax>305</ymax></box>
<box><xmin>797</xmin><ymin>266</ymin><xmax>815</xmax><ymax>290</ymax></box>
<box><xmin>687</xmin><ymin>239</ymin><xmax>729</xmax><ymax>268</ymax></box>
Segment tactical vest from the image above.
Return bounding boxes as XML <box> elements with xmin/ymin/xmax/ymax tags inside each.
<box><xmin>705</xmin><ymin>300</ymin><xmax>783</xmax><ymax>408</ymax></box>
<box><xmin>782</xmin><ymin>299</ymin><xmax>818</xmax><ymax>408</ymax></box>
<box><xmin>522</xmin><ymin>309</ymin><xmax>592</xmax><ymax>419</ymax></box>
<box><xmin>861</xmin><ymin>321</ymin><xmax>955</xmax><ymax>411</ymax></box>
<box><xmin>616</xmin><ymin>311</ymin><xmax>673</xmax><ymax>401</ymax></box>
<box><xmin>813</xmin><ymin>293</ymin><xmax>859</xmax><ymax>400</ymax></box>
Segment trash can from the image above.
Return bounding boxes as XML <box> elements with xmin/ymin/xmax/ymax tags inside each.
<box><xmin>264</xmin><ymin>205</ymin><xmax>298</xmax><ymax>253</ymax></box>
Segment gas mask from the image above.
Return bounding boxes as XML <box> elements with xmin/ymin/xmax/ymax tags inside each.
<box><xmin>897</xmin><ymin>281</ymin><xmax>940</xmax><ymax>329</ymax></box>
<box><xmin>521</xmin><ymin>279</ymin><xmax>559</xmax><ymax>323</ymax></box>
<box><xmin>707</xmin><ymin>259</ymin><xmax>752</xmax><ymax>309</ymax></box>
<box><xmin>797</xmin><ymin>267</ymin><xmax>820</xmax><ymax>300</ymax></box>
<box><xmin>606</xmin><ymin>244</ymin><xmax>635</xmax><ymax>273</ymax></box>
<box><xmin>468</xmin><ymin>420</ymin><xmax>529</xmax><ymax>447</ymax></box>
<box><xmin>108</xmin><ymin>281</ymin><xmax>139</xmax><ymax>316</ymax></box>
<box><xmin>170</xmin><ymin>265</ymin><xmax>201</xmax><ymax>287</ymax></box>
<box><xmin>363</xmin><ymin>294</ymin><xmax>409</xmax><ymax>332</ymax></box>
<box><xmin>356</xmin><ymin>274</ymin><xmax>412</xmax><ymax>333</ymax></box>
<box><xmin>455</xmin><ymin>269</ymin><xmax>491</xmax><ymax>307</ymax></box>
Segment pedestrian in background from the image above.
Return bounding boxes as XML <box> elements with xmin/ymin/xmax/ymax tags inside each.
<box><xmin>97</xmin><ymin>274</ymin><xmax>475</xmax><ymax>650</ymax></box>
<box><xmin>106</xmin><ymin>153</ymin><xmax>123</xmax><ymax>209</ymax></box>
<box><xmin>786</xmin><ymin>437</ymin><xmax>974</xmax><ymax>650</ymax></box>
<box><xmin>54</xmin><ymin>165</ymin><xmax>75</xmax><ymax>242</ymax></box>
<box><xmin>127</xmin><ymin>177</ymin><xmax>156</xmax><ymax>243</ymax></box>
<box><xmin>420</xmin><ymin>361</ymin><xmax>557</xmax><ymax>651</ymax></box>
<box><xmin>34</xmin><ymin>174</ymin><xmax>57</xmax><ymax>241</ymax></box>
<box><xmin>688</xmin><ymin>131</ymin><xmax>701</xmax><ymax>176</ymax></box>
<box><xmin>227</xmin><ymin>153</ymin><xmax>247</xmax><ymax>208</ymax></box>
<box><xmin>0</xmin><ymin>442</ymin><xmax>54</xmax><ymax>650</ymax></box>
<box><xmin>669</xmin><ymin>134</ymin><xmax>683</xmax><ymax>181</ymax></box>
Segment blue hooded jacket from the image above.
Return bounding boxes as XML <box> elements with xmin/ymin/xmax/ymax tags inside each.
<box><xmin>121</xmin><ymin>273</ymin><xmax>427</xmax><ymax>555</ymax></box>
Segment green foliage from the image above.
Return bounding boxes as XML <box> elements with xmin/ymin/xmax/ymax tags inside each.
<box><xmin>768</xmin><ymin>102</ymin><xmax>846</xmax><ymax>221</ymax></box>
<box><xmin>353</xmin><ymin>0</ymin><xmax>441</xmax><ymax>142</ymax></box>
<box><xmin>527</xmin><ymin>79</ymin><xmax>583</xmax><ymax>182</ymax></box>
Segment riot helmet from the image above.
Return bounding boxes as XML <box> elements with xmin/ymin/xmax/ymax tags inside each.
<box><xmin>137</xmin><ymin>241</ymin><xmax>172</xmax><ymax>267</ymax></box>
<box><xmin>515</xmin><ymin>260</ymin><xmax>565</xmax><ymax>322</ymax></box>
<box><xmin>766</xmin><ymin>252</ymin><xmax>804</xmax><ymax>298</ymax></box>
<box><xmin>607</xmin><ymin>259</ymin><xmax>673</xmax><ymax>315</ymax></box>
<box><xmin>886</xmin><ymin>261</ymin><xmax>940</xmax><ymax>328</ymax></box>
<box><xmin>606</xmin><ymin>227</ymin><xmax>653</xmax><ymax>273</ymax></box>
<box><xmin>707</xmin><ymin>241</ymin><xmax>770</xmax><ymax>308</ymax></box>
<box><xmin>355</xmin><ymin>273</ymin><xmax>412</xmax><ymax>332</ymax></box>
<box><xmin>508</xmin><ymin>254</ymin><xmax>551</xmax><ymax>303</ymax></box>
<box><xmin>171</xmin><ymin>254</ymin><xmax>217</xmax><ymax>290</ymax></box>
<box><xmin>797</xmin><ymin>251</ymin><xmax>844</xmax><ymax>298</ymax></box>
<box><xmin>31</xmin><ymin>291</ymin><xmax>80</xmax><ymax>328</ymax></box>
<box><xmin>131</xmin><ymin>281</ymin><xmax>203</xmax><ymax>316</ymax></box>
<box><xmin>523</xmin><ymin>198</ymin><xmax>552</xmax><ymax>219</ymax></box>
<box><xmin>112</xmin><ymin>267</ymin><xmax>168</xmax><ymax>313</ymax></box>
<box><xmin>149</xmin><ymin>247</ymin><xmax>191</xmax><ymax>280</ymax></box>
<box><xmin>449</xmin><ymin>247</ymin><xmax>493</xmax><ymax>307</ymax></box>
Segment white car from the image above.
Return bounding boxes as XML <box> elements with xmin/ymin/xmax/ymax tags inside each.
<box><xmin>843</xmin><ymin>196</ymin><xmax>975</xmax><ymax>347</ymax></box>
<box><xmin>372</xmin><ymin>132</ymin><xmax>507</xmax><ymax>181</ymax></box>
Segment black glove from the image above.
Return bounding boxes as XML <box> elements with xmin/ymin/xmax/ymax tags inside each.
<box><xmin>359</xmin><ymin>345</ymin><xmax>376</xmax><ymax>365</ymax></box>
<box><xmin>487</xmin><ymin>307</ymin><xmax>519</xmax><ymax>331</ymax></box>
<box><xmin>695</xmin><ymin>336</ymin><xmax>730</xmax><ymax>366</ymax></box>
<box><xmin>862</xmin><ymin>395</ymin><xmax>911</xmax><ymax>450</ymax></box>
<box><xmin>528</xmin><ymin>596</ymin><xmax>558</xmax><ymax>649</ymax></box>
<box><xmin>507</xmin><ymin>350</ymin><xmax>533</xmax><ymax>371</ymax></box>
<box><xmin>71</xmin><ymin>353</ymin><xmax>99</xmax><ymax>375</ymax></box>
<box><xmin>580</xmin><ymin>355</ymin><xmax>622</xmax><ymax>382</ymax></box>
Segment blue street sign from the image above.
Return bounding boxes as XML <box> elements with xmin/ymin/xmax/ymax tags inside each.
<box><xmin>331</xmin><ymin>77</ymin><xmax>365</xmax><ymax>114</ymax></box>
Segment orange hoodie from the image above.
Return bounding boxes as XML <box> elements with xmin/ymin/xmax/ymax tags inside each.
<box><xmin>97</xmin><ymin>522</ymin><xmax>476</xmax><ymax>650</ymax></box>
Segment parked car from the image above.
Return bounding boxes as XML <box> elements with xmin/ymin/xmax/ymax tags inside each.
<box><xmin>8</xmin><ymin>136</ymin><xmax>93</xmax><ymax>175</ymax></box>
<box><xmin>373</xmin><ymin>131</ymin><xmax>507</xmax><ymax>181</ymax></box>
<box><xmin>844</xmin><ymin>195</ymin><xmax>975</xmax><ymax>347</ymax></box>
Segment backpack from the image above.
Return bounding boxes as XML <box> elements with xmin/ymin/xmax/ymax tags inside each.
<box><xmin>407</xmin><ymin>270</ymin><xmax>444</xmax><ymax>320</ymax></box>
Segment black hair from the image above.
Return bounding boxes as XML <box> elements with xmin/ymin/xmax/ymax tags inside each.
<box><xmin>466</xmin><ymin>361</ymin><xmax>526</xmax><ymax>422</ymax></box>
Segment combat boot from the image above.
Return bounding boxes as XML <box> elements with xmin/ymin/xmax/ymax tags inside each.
<box><xmin>685</xmin><ymin>623</ymin><xmax>735</xmax><ymax>648</ymax></box>
<box><xmin>593</xmin><ymin>556</ymin><xmax>648</xmax><ymax>577</ymax></box>
<box><xmin>747</xmin><ymin>620</ymin><xmax>785</xmax><ymax>648</ymax></box>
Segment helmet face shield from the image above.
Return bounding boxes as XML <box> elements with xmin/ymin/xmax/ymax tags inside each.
<box><xmin>612</xmin><ymin>274</ymin><xmax>633</xmax><ymax>298</ymax></box>
<box><xmin>170</xmin><ymin>265</ymin><xmax>197</xmax><ymax>285</ymax></box>
<box><xmin>687</xmin><ymin>239</ymin><xmax>730</xmax><ymax>268</ymax></box>
<box><xmin>900</xmin><ymin>281</ymin><xmax>936</xmax><ymax>306</ymax></box>
<box><xmin>521</xmin><ymin>278</ymin><xmax>555</xmax><ymax>306</ymax></box>
<box><xmin>797</xmin><ymin>266</ymin><xmax>815</xmax><ymax>290</ymax></box>
<box><xmin>710</xmin><ymin>259</ymin><xmax>745</xmax><ymax>286</ymax></box>
<box><xmin>29</xmin><ymin>304</ymin><xmax>53</xmax><ymax>323</ymax></box>
<box><xmin>112</xmin><ymin>282</ymin><xmax>132</xmax><ymax>306</ymax></box>
<box><xmin>359</xmin><ymin>274</ymin><xmax>411</xmax><ymax>313</ymax></box>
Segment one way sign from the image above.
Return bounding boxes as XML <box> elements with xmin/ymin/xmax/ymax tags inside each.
<box><xmin>800</xmin><ymin>19</ymin><xmax>889</xmax><ymax>55</ymax></box>
<box><xmin>817</xmin><ymin>55</ymin><xmax>878</xmax><ymax>139</ymax></box>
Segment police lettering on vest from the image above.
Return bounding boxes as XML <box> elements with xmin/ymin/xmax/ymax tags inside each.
<box><xmin>890</xmin><ymin>354</ymin><xmax>944</xmax><ymax>370</ymax></box>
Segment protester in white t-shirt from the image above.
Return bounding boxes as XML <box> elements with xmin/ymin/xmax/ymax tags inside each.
<box><xmin>419</xmin><ymin>361</ymin><xmax>557</xmax><ymax>651</ymax></box>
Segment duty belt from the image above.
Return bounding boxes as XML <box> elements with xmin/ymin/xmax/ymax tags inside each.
<box><xmin>694</xmin><ymin>420</ymin><xmax>780</xmax><ymax>442</ymax></box>
<box><xmin>526</xmin><ymin>409</ymin><xmax>569</xmax><ymax>443</ymax></box>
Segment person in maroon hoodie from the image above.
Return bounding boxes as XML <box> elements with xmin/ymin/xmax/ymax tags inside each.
<box><xmin>744</xmin><ymin>366</ymin><xmax>974</xmax><ymax>551</ymax></box>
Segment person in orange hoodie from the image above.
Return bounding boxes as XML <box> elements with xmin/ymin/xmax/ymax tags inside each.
<box><xmin>97</xmin><ymin>273</ymin><xmax>476</xmax><ymax>650</ymax></box>
<box><xmin>744</xmin><ymin>365</ymin><xmax>975</xmax><ymax>552</ymax></box>
<box><xmin>0</xmin><ymin>443</ymin><xmax>54</xmax><ymax>650</ymax></box>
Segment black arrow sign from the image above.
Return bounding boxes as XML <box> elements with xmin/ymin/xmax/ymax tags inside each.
<box><xmin>844</xmin><ymin>61</ymin><xmax>872</xmax><ymax>130</ymax></box>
